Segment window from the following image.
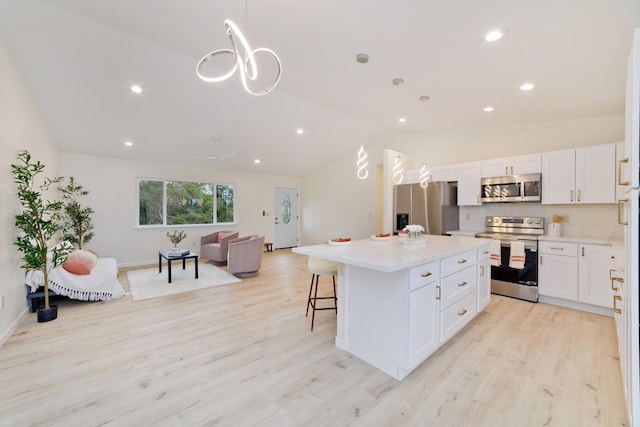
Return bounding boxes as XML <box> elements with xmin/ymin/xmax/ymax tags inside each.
<box><xmin>138</xmin><ymin>179</ymin><xmax>235</xmax><ymax>226</ymax></box>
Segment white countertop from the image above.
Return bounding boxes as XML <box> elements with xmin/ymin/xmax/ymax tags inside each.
<box><xmin>538</xmin><ymin>235</ymin><xmax>623</xmax><ymax>246</ymax></box>
<box><xmin>292</xmin><ymin>235</ymin><xmax>487</xmax><ymax>273</ymax></box>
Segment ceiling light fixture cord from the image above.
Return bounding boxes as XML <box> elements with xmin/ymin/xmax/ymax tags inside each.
<box><xmin>196</xmin><ymin>19</ymin><xmax>282</xmax><ymax>96</ymax></box>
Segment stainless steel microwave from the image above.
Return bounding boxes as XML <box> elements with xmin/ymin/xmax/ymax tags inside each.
<box><xmin>480</xmin><ymin>173</ymin><xmax>542</xmax><ymax>203</ymax></box>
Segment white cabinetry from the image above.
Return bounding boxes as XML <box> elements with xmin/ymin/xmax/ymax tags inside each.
<box><xmin>477</xmin><ymin>245</ymin><xmax>491</xmax><ymax>312</ymax></box>
<box><xmin>457</xmin><ymin>162</ymin><xmax>482</xmax><ymax>206</ymax></box>
<box><xmin>429</xmin><ymin>164</ymin><xmax>458</xmax><ymax>182</ymax></box>
<box><xmin>541</xmin><ymin>143</ymin><xmax>616</xmax><ymax>204</ymax></box>
<box><xmin>481</xmin><ymin>153</ymin><xmax>541</xmax><ymax>178</ymax></box>
<box><xmin>578</xmin><ymin>244</ymin><xmax>614</xmax><ymax>307</ymax></box>
<box><xmin>538</xmin><ymin>240</ymin><xmax>613</xmax><ymax>310</ymax></box>
<box><xmin>538</xmin><ymin>241</ymin><xmax>578</xmax><ymax>300</ymax></box>
<box><xmin>408</xmin><ymin>262</ymin><xmax>440</xmax><ymax>368</ymax></box>
<box><xmin>440</xmin><ymin>249</ymin><xmax>477</xmax><ymax>342</ymax></box>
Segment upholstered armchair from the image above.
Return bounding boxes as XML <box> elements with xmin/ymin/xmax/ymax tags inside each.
<box><xmin>200</xmin><ymin>230</ymin><xmax>239</xmax><ymax>264</ymax></box>
<box><xmin>227</xmin><ymin>235</ymin><xmax>265</xmax><ymax>278</ymax></box>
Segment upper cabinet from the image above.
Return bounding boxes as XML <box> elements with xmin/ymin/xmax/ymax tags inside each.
<box><xmin>541</xmin><ymin>143</ymin><xmax>616</xmax><ymax>204</ymax></box>
<box><xmin>429</xmin><ymin>164</ymin><xmax>458</xmax><ymax>182</ymax></box>
<box><xmin>457</xmin><ymin>161</ymin><xmax>482</xmax><ymax>206</ymax></box>
<box><xmin>481</xmin><ymin>153</ymin><xmax>541</xmax><ymax>178</ymax></box>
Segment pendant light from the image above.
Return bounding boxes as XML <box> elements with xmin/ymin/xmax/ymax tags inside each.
<box><xmin>196</xmin><ymin>2</ymin><xmax>281</xmax><ymax>96</ymax></box>
<box><xmin>356</xmin><ymin>53</ymin><xmax>369</xmax><ymax>180</ymax></box>
<box><xmin>392</xmin><ymin>78</ymin><xmax>404</xmax><ymax>184</ymax></box>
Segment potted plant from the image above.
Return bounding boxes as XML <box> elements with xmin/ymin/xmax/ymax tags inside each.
<box><xmin>12</xmin><ymin>150</ymin><xmax>72</xmax><ymax>322</ymax></box>
<box><xmin>60</xmin><ymin>176</ymin><xmax>95</xmax><ymax>249</ymax></box>
<box><xmin>166</xmin><ymin>230</ymin><xmax>187</xmax><ymax>252</ymax></box>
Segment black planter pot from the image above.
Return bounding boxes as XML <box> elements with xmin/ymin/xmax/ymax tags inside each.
<box><xmin>37</xmin><ymin>305</ymin><xmax>58</xmax><ymax>323</ymax></box>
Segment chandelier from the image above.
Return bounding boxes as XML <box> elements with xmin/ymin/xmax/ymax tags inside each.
<box><xmin>196</xmin><ymin>19</ymin><xmax>282</xmax><ymax>96</ymax></box>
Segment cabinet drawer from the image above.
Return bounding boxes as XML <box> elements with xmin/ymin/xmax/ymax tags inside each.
<box><xmin>539</xmin><ymin>241</ymin><xmax>578</xmax><ymax>256</ymax></box>
<box><xmin>441</xmin><ymin>290</ymin><xmax>477</xmax><ymax>342</ymax></box>
<box><xmin>441</xmin><ymin>250</ymin><xmax>476</xmax><ymax>277</ymax></box>
<box><xmin>477</xmin><ymin>245</ymin><xmax>490</xmax><ymax>261</ymax></box>
<box><xmin>440</xmin><ymin>266</ymin><xmax>476</xmax><ymax>309</ymax></box>
<box><xmin>409</xmin><ymin>261</ymin><xmax>439</xmax><ymax>291</ymax></box>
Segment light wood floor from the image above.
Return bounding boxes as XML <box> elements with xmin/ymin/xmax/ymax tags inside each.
<box><xmin>0</xmin><ymin>250</ymin><xmax>628</xmax><ymax>426</ymax></box>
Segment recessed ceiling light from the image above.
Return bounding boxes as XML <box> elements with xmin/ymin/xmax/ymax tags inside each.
<box><xmin>483</xmin><ymin>106</ymin><xmax>495</xmax><ymax>112</ymax></box>
<box><xmin>398</xmin><ymin>117</ymin><xmax>406</xmax><ymax>123</ymax></box>
<box><xmin>520</xmin><ymin>82</ymin><xmax>535</xmax><ymax>91</ymax></box>
<box><xmin>484</xmin><ymin>28</ymin><xmax>507</xmax><ymax>42</ymax></box>
<box><xmin>254</xmin><ymin>159</ymin><xmax>261</xmax><ymax>164</ymax></box>
<box><xmin>296</xmin><ymin>128</ymin><xmax>304</xmax><ymax>135</ymax></box>
<box><xmin>124</xmin><ymin>140</ymin><xmax>133</xmax><ymax>146</ymax></box>
<box><xmin>130</xmin><ymin>85</ymin><xmax>142</xmax><ymax>94</ymax></box>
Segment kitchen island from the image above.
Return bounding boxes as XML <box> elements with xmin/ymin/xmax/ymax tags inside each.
<box><xmin>293</xmin><ymin>235</ymin><xmax>490</xmax><ymax>380</ymax></box>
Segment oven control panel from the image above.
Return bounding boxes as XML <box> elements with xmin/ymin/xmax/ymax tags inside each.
<box><xmin>484</xmin><ymin>216</ymin><xmax>544</xmax><ymax>234</ymax></box>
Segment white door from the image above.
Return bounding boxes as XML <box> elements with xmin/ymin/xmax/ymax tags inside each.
<box><xmin>274</xmin><ymin>187</ymin><xmax>298</xmax><ymax>249</ymax></box>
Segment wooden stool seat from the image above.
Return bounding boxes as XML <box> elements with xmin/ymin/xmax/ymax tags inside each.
<box><xmin>306</xmin><ymin>257</ymin><xmax>338</xmax><ymax>331</ymax></box>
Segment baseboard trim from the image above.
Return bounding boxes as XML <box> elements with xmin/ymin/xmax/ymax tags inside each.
<box><xmin>539</xmin><ymin>295</ymin><xmax>614</xmax><ymax>317</ymax></box>
<box><xmin>0</xmin><ymin>306</ymin><xmax>29</xmax><ymax>348</ymax></box>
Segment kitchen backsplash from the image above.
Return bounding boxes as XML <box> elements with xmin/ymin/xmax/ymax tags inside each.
<box><xmin>459</xmin><ymin>203</ymin><xmax>623</xmax><ymax>240</ymax></box>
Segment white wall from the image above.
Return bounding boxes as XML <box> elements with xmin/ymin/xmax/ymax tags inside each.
<box><xmin>59</xmin><ymin>153</ymin><xmax>300</xmax><ymax>267</ymax></box>
<box><xmin>0</xmin><ymin>38</ymin><xmax>61</xmax><ymax>343</ymax></box>
<box><xmin>299</xmin><ymin>149</ymin><xmax>379</xmax><ymax>245</ymax></box>
<box><xmin>299</xmin><ymin>115</ymin><xmax>624</xmax><ymax>245</ymax></box>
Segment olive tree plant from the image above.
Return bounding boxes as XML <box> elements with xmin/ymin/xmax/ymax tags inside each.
<box><xmin>12</xmin><ymin>150</ymin><xmax>72</xmax><ymax>320</ymax></box>
<box><xmin>60</xmin><ymin>176</ymin><xmax>94</xmax><ymax>249</ymax></box>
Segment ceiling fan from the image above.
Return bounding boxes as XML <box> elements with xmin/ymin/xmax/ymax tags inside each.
<box><xmin>182</xmin><ymin>136</ymin><xmax>238</xmax><ymax>162</ymax></box>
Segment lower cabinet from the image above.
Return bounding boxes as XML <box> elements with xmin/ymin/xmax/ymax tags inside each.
<box><xmin>408</xmin><ymin>281</ymin><xmax>440</xmax><ymax>367</ymax></box>
<box><xmin>477</xmin><ymin>245</ymin><xmax>491</xmax><ymax>312</ymax></box>
<box><xmin>538</xmin><ymin>240</ymin><xmax>614</xmax><ymax>309</ymax></box>
<box><xmin>439</xmin><ymin>251</ymin><xmax>477</xmax><ymax>342</ymax></box>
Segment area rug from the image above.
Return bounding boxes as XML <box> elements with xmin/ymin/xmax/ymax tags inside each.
<box><xmin>127</xmin><ymin>263</ymin><xmax>241</xmax><ymax>301</ymax></box>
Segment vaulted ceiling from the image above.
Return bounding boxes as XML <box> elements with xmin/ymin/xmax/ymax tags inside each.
<box><xmin>1</xmin><ymin>0</ymin><xmax>638</xmax><ymax>176</ymax></box>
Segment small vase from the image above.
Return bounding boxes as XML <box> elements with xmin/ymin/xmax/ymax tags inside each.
<box><xmin>407</xmin><ymin>231</ymin><xmax>421</xmax><ymax>240</ymax></box>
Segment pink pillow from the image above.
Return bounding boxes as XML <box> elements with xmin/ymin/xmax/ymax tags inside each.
<box><xmin>62</xmin><ymin>258</ymin><xmax>92</xmax><ymax>275</ymax></box>
<box><xmin>216</xmin><ymin>232</ymin><xmax>230</xmax><ymax>243</ymax></box>
<box><xmin>67</xmin><ymin>249</ymin><xmax>98</xmax><ymax>268</ymax></box>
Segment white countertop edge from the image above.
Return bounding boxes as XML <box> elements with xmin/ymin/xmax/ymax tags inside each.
<box><xmin>292</xmin><ymin>236</ymin><xmax>488</xmax><ymax>273</ymax></box>
<box><xmin>538</xmin><ymin>235</ymin><xmax>622</xmax><ymax>246</ymax></box>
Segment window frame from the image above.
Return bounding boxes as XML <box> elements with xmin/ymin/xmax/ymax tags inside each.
<box><xmin>136</xmin><ymin>177</ymin><xmax>236</xmax><ymax>228</ymax></box>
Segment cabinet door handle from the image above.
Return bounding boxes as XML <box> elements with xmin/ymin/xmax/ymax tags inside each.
<box><xmin>421</xmin><ymin>272</ymin><xmax>433</xmax><ymax>278</ymax></box>
<box><xmin>480</xmin><ymin>265</ymin><xmax>485</xmax><ymax>276</ymax></box>
<box><xmin>550</xmin><ymin>247</ymin><xmax>564</xmax><ymax>251</ymax></box>
<box><xmin>613</xmin><ymin>295</ymin><xmax>622</xmax><ymax>314</ymax></box>
<box><xmin>458</xmin><ymin>281</ymin><xmax>468</xmax><ymax>287</ymax></box>
<box><xmin>458</xmin><ymin>259</ymin><xmax>468</xmax><ymax>264</ymax></box>
<box><xmin>570</xmin><ymin>190</ymin><xmax>574</xmax><ymax>202</ymax></box>
<box><xmin>611</xmin><ymin>277</ymin><xmax>619</xmax><ymax>292</ymax></box>
<box><xmin>618</xmin><ymin>158</ymin><xmax>630</xmax><ymax>186</ymax></box>
<box><xmin>436</xmin><ymin>285</ymin><xmax>441</xmax><ymax>300</ymax></box>
<box><xmin>505</xmin><ymin>166</ymin><xmax>509</xmax><ymax>175</ymax></box>
<box><xmin>618</xmin><ymin>198</ymin><xmax>629</xmax><ymax>225</ymax></box>
<box><xmin>581</xmin><ymin>246</ymin><xmax>585</xmax><ymax>257</ymax></box>
<box><xmin>458</xmin><ymin>309</ymin><xmax>468</xmax><ymax>316</ymax></box>
<box><xmin>483</xmin><ymin>250</ymin><xmax>490</xmax><ymax>255</ymax></box>
<box><xmin>510</xmin><ymin>166</ymin><xmax>514</xmax><ymax>175</ymax></box>
<box><xmin>540</xmin><ymin>255</ymin><xmax>543</xmax><ymax>265</ymax></box>
<box><xmin>577</xmin><ymin>190</ymin><xmax>581</xmax><ymax>202</ymax></box>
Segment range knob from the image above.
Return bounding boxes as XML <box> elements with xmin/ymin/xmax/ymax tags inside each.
<box><xmin>535</xmin><ymin>218</ymin><xmax>542</xmax><ymax>224</ymax></box>
<box><xmin>527</xmin><ymin>219</ymin><xmax>533</xmax><ymax>224</ymax></box>
<box><xmin>487</xmin><ymin>217</ymin><xmax>493</xmax><ymax>224</ymax></box>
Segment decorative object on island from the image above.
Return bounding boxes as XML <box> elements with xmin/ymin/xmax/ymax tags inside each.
<box><xmin>12</xmin><ymin>150</ymin><xmax>73</xmax><ymax>322</ymax></box>
<box><xmin>60</xmin><ymin>176</ymin><xmax>95</xmax><ymax>249</ymax></box>
<box><xmin>196</xmin><ymin>19</ymin><xmax>282</xmax><ymax>96</ymax></box>
<box><xmin>166</xmin><ymin>230</ymin><xmax>187</xmax><ymax>253</ymax></box>
<box><xmin>403</xmin><ymin>224</ymin><xmax>425</xmax><ymax>240</ymax></box>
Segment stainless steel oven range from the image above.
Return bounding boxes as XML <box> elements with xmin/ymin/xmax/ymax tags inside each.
<box><xmin>475</xmin><ymin>216</ymin><xmax>544</xmax><ymax>303</ymax></box>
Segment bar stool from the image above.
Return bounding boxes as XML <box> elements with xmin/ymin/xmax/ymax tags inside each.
<box><xmin>306</xmin><ymin>257</ymin><xmax>338</xmax><ymax>331</ymax></box>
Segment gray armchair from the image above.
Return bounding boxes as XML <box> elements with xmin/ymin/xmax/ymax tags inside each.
<box><xmin>227</xmin><ymin>235</ymin><xmax>265</xmax><ymax>278</ymax></box>
<box><xmin>200</xmin><ymin>230</ymin><xmax>239</xmax><ymax>264</ymax></box>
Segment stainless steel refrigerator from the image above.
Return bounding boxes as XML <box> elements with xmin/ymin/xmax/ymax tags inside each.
<box><xmin>393</xmin><ymin>182</ymin><xmax>459</xmax><ymax>235</ymax></box>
